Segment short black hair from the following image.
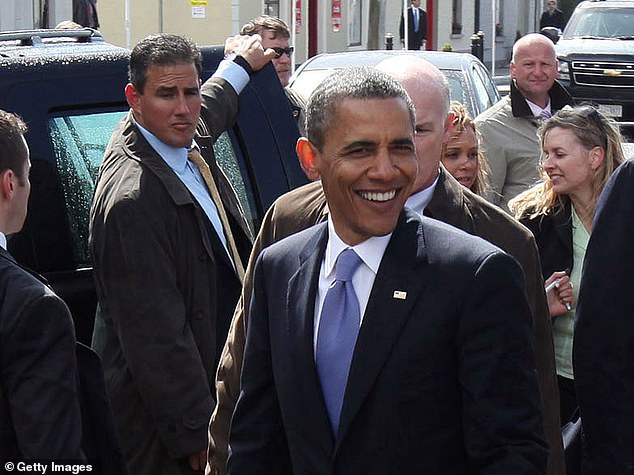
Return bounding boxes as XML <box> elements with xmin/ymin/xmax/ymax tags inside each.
<box><xmin>305</xmin><ymin>67</ymin><xmax>415</xmax><ymax>151</ymax></box>
<box><xmin>0</xmin><ymin>109</ymin><xmax>28</xmax><ymax>184</ymax></box>
<box><xmin>129</xmin><ymin>34</ymin><xmax>202</xmax><ymax>94</ymax></box>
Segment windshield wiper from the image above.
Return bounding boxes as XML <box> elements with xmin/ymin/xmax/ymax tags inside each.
<box><xmin>573</xmin><ymin>35</ymin><xmax>610</xmax><ymax>40</ymax></box>
<box><xmin>614</xmin><ymin>36</ymin><xmax>634</xmax><ymax>40</ymax></box>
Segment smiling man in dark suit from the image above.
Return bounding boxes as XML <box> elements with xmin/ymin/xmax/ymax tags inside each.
<box><xmin>227</xmin><ymin>67</ymin><xmax>548</xmax><ymax>474</ymax></box>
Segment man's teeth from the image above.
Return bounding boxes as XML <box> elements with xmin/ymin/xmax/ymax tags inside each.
<box><xmin>359</xmin><ymin>190</ymin><xmax>396</xmax><ymax>202</ymax></box>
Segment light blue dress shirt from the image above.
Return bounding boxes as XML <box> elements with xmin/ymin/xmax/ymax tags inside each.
<box><xmin>134</xmin><ymin>59</ymin><xmax>249</xmax><ymax>263</ymax></box>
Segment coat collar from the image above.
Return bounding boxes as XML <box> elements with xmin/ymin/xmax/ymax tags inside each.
<box><xmin>509</xmin><ymin>79</ymin><xmax>572</xmax><ymax>118</ymax></box>
<box><xmin>425</xmin><ymin>166</ymin><xmax>476</xmax><ymax>233</ymax></box>
<box><xmin>119</xmin><ymin>111</ymin><xmax>195</xmax><ymax>207</ymax></box>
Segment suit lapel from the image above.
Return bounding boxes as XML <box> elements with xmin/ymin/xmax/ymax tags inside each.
<box><xmin>336</xmin><ymin>211</ymin><xmax>429</xmax><ymax>447</ymax></box>
<box><xmin>286</xmin><ymin>224</ymin><xmax>335</xmax><ymax>453</ymax></box>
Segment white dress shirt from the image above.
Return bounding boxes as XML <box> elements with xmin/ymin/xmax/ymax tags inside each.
<box><xmin>313</xmin><ymin>218</ymin><xmax>392</xmax><ymax>351</ymax></box>
<box><xmin>526</xmin><ymin>98</ymin><xmax>552</xmax><ymax>118</ymax></box>
<box><xmin>0</xmin><ymin>232</ymin><xmax>6</xmax><ymax>250</ymax></box>
<box><xmin>405</xmin><ymin>174</ymin><xmax>439</xmax><ymax>215</ymax></box>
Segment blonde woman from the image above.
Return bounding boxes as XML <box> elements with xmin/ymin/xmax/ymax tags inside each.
<box><xmin>509</xmin><ymin>105</ymin><xmax>625</xmax><ymax>424</ymax></box>
<box><xmin>441</xmin><ymin>102</ymin><xmax>492</xmax><ymax>197</ymax></box>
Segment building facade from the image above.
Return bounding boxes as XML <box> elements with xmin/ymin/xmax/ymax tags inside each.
<box><xmin>2</xmin><ymin>1</ymin><xmax>570</xmax><ymax>68</ymax></box>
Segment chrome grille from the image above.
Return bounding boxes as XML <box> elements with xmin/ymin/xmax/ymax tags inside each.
<box><xmin>572</xmin><ymin>61</ymin><xmax>634</xmax><ymax>87</ymax></box>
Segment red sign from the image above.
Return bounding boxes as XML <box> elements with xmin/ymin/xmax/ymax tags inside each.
<box><xmin>331</xmin><ymin>0</ymin><xmax>341</xmax><ymax>32</ymax></box>
<box><xmin>295</xmin><ymin>0</ymin><xmax>302</xmax><ymax>33</ymax></box>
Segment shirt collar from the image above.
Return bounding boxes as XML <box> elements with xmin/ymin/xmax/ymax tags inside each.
<box><xmin>0</xmin><ymin>232</ymin><xmax>6</xmax><ymax>250</ymax></box>
<box><xmin>526</xmin><ymin>98</ymin><xmax>552</xmax><ymax>118</ymax></box>
<box><xmin>135</xmin><ymin>120</ymin><xmax>192</xmax><ymax>174</ymax></box>
<box><xmin>325</xmin><ymin>217</ymin><xmax>392</xmax><ymax>278</ymax></box>
<box><xmin>405</xmin><ymin>173</ymin><xmax>439</xmax><ymax>215</ymax></box>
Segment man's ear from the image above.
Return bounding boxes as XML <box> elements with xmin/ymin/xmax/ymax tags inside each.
<box><xmin>296</xmin><ymin>137</ymin><xmax>320</xmax><ymax>181</ymax></box>
<box><xmin>125</xmin><ymin>83</ymin><xmax>141</xmax><ymax>112</ymax></box>
<box><xmin>0</xmin><ymin>170</ymin><xmax>14</xmax><ymax>200</ymax></box>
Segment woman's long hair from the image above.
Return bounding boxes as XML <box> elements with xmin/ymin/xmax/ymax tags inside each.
<box><xmin>509</xmin><ymin>105</ymin><xmax>625</xmax><ymax>220</ymax></box>
<box><xmin>442</xmin><ymin>101</ymin><xmax>492</xmax><ymax>197</ymax></box>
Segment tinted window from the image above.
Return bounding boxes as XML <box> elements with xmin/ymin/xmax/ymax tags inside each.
<box><xmin>50</xmin><ymin>111</ymin><xmax>126</xmax><ymax>268</ymax></box>
<box><xmin>213</xmin><ymin>131</ymin><xmax>257</xmax><ymax>235</ymax></box>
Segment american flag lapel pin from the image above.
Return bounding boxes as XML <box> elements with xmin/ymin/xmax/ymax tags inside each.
<box><xmin>393</xmin><ymin>290</ymin><xmax>407</xmax><ymax>300</ymax></box>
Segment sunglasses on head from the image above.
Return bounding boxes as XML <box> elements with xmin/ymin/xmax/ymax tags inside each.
<box><xmin>271</xmin><ymin>46</ymin><xmax>294</xmax><ymax>58</ymax></box>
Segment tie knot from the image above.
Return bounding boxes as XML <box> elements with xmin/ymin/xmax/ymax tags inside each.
<box><xmin>188</xmin><ymin>148</ymin><xmax>204</xmax><ymax>164</ymax></box>
<box><xmin>335</xmin><ymin>248</ymin><xmax>362</xmax><ymax>282</ymax></box>
<box><xmin>539</xmin><ymin>109</ymin><xmax>551</xmax><ymax>119</ymax></box>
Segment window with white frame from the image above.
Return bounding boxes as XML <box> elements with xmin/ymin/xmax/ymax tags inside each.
<box><xmin>452</xmin><ymin>0</ymin><xmax>463</xmax><ymax>34</ymax></box>
<box><xmin>264</xmin><ymin>0</ymin><xmax>279</xmax><ymax>17</ymax></box>
<box><xmin>348</xmin><ymin>0</ymin><xmax>362</xmax><ymax>46</ymax></box>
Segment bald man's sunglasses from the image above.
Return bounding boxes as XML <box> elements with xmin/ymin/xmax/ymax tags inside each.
<box><xmin>271</xmin><ymin>46</ymin><xmax>294</xmax><ymax>58</ymax></box>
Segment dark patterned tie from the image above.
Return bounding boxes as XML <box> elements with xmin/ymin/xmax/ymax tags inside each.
<box><xmin>316</xmin><ymin>248</ymin><xmax>363</xmax><ymax>435</ymax></box>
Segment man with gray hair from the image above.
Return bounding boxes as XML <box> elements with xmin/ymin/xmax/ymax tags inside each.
<box><xmin>226</xmin><ymin>66</ymin><xmax>547</xmax><ymax>473</ymax></box>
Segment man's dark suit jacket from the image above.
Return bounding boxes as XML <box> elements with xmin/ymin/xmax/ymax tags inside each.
<box><xmin>0</xmin><ymin>247</ymin><xmax>82</xmax><ymax>459</ymax></box>
<box><xmin>73</xmin><ymin>0</ymin><xmax>99</xmax><ymax>28</ymax></box>
<box><xmin>575</xmin><ymin>159</ymin><xmax>634</xmax><ymax>474</ymax></box>
<box><xmin>399</xmin><ymin>6</ymin><xmax>426</xmax><ymax>50</ymax></box>
<box><xmin>90</xmin><ymin>77</ymin><xmax>252</xmax><ymax>475</ymax></box>
<box><xmin>208</xmin><ymin>168</ymin><xmax>564</xmax><ymax>475</ymax></box>
<box><xmin>229</xmin><ymin>209</ymin><xmax>548</xmax><ymax>474</ymax></box>
<box><xmin>539</xmin><ymin>9</ymin><xmax>565</xmax><ymax>31</ymax></box>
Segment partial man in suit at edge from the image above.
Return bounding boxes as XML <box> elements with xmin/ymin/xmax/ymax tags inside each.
<box><xmin>0</xmin><ymin>110</ymin><xmax>83</xmax><ymax>460</ymax></box>
<box><xmin>227</xmin><ymin>67</ymin><xmax>548</xmax><ymax>474</ymax></box>
<box><xmin>208</xmin><ymin>56</ymin><xmax>563</xmax><ymax>475</ymax></box>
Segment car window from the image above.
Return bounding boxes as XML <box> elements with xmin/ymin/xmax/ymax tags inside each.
<box><xmin>442</xmin><ymin>71</ymin><xmax>476</xmax><ymax>117</ymax></box>
<box><xmin>565</xmin><ymin>7</ymin><xmax>634</xmax><ymax>38</ymax></box>
<box><xmin>50</xmin><ymin>110</ymin><xmax>126</xmax><ymax>268</ymax></box>
<box><xmin>213</xmin><ymin>131</ymin><xmax>257</xmax><ymax>235</ymax></box>
<box><xmin>50</xmin><ymin>111</ymin><xmax>256</xmax><ymax>269</ymax></box>
<box><xmin>472</xmin><ymin>62</ymin><xmax>499</xmax><ymax>109</ymax></box>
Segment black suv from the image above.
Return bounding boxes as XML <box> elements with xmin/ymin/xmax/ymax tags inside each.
<box><xmin>0</xmin><ymin>29</ymin><xmax>307</xmax><ymax>344</ymax></box>
<box><xmin>555</xmin><ymin>0</ymin><xmax>634</xmax><ymax>135</ymax></box>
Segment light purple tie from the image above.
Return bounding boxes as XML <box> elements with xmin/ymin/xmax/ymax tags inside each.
<box><xmin>540</xmin><ymin>109</ymin><xmax>551</xmax><ymax>119</ymax></box>
<box><xmin>316</xmin><ymin>248</ymin><xmax>363</xmax><ymax>435</ymax></box>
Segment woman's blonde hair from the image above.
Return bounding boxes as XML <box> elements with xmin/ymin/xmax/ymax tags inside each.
<box><xmin>509</xmin><ymin>105</ymin><xmax>625</xmax><ymax>220</ymax></box>
<box><xmin>442</xmin><ymin>101</ymin><xmax>492</xmax><ymax>197</ymax></box>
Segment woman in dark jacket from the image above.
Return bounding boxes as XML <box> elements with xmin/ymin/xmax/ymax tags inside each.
<box><xmin>509</xmin><ymin>105</ymin><xmax>625</xmax><ymax>424</ymax></box>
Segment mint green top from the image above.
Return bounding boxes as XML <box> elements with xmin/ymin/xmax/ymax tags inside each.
<box><xmin>553</xmin><ymin>207</ymin><xmax>589</xmax><ymax>379</ymax></box>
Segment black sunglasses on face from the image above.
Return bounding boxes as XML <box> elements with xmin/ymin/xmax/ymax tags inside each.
<box><xmin>271</xmin><ymin>46</ymin><xmax>294</xmax><ymax>58</ymax></box>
